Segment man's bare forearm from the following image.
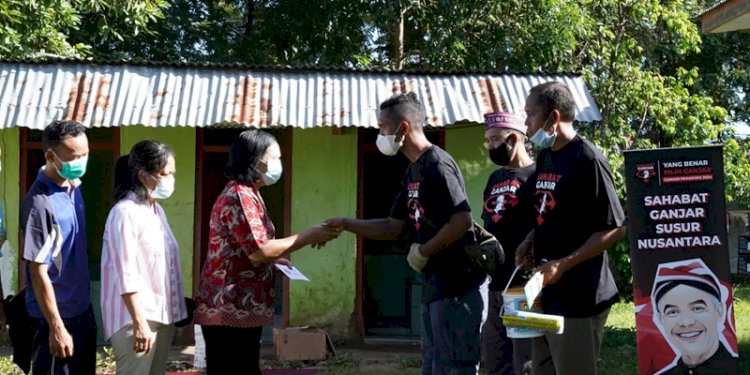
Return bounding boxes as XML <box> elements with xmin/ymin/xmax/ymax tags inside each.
<box><xmin>29</xmin><ymin>263</ymin><xmax>64</xmax><ymax>330</ymax></box>
<box><xmin>420</xmin><ymin>211</ymin><xmax>472</xmax><ymax>257</ymax></box>
<box><xmin>342</xmin><ymin>218</ymin><xmax>403</xmax><ymax>240</ymax></box>
<box><xmin>559</xmin><ymin>226</ymin><xmax>626</xmax><ymax>271</ymax></box>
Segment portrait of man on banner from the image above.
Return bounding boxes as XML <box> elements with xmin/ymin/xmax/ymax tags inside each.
<box><xmin>643</xmin><ymin>258</ymin><xmax>739</xmax><ymax>375</ymax></box>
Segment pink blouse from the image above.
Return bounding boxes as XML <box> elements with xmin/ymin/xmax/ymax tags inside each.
<box><xmin>100</xmin><ymin>193</ymin><xmax>187</xmax><ymax>339</ymax></box>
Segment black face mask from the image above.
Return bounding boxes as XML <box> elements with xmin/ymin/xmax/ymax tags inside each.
<box><xmin>489</xmin><ymin>141</ymin><xmax>513</xmax><ymax>166</ymax></box>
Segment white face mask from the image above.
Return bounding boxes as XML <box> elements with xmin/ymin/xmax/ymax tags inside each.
<box><xmin>375</xmin><ymin>125</ymin><xmax>404</xmax><ymax>156</ymax></box>
<box><xmin>529</xmin><ymin>112</ymin><xmax>557</xmax><ymax>149</ymax></box>
<box><xmin>261</xmin><ymin>158</ymin><xmax>283</xmax><ymax>186</ymax></box>
<box><xmin>150</xmin><ymin>175</ymin><xmax>175</xmax><ymax>200</ymax></box>
<box><xmin>529</xmin><ymin>127</ymin><xmax>557</xmax><ymax>149</ymax></box>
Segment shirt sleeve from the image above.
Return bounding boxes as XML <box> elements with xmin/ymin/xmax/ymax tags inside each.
<box><xmin>587</xmin><ymin>155</ymin><xmax>626</xmax><ymax>232</ymax></box>
<box><xmin>435</xmin><ymin>161</ymin><xmax>471</xmax><ymax>215</ymax></box>
<box><xmin>104</xmin><ymin>206</ymin><xmax>145</xmax><ymax>294</ymax></box>
<box><xmin>22</xmin><ymin>196</ymin><xmax>57</xmax><ymax>264</ymax></box>
<box><xmin>232</xmin><ymin>187</ymin><xmax>270</xmax><ymax>258</ymax></box>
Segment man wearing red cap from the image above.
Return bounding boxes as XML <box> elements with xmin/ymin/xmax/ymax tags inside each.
<box><xmin>479</xmin><ymin>112</ymin><xmax>535</xmax><ymax>375</ymax></box>
<box><xmin>651</xmin><ymin>259</ymin><xmax>738</xmax><ymax>374</ymax></box>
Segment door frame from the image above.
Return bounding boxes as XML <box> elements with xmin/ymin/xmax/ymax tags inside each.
<box><xmin>355</xmin><ymin>127</ymin><xmax>445</xmax><ymax>336</ymax></box>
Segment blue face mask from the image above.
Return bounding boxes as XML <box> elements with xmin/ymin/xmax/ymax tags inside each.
<box><xmin>529</xmin><ymin>112</ymin><xmax>557</xmax><ymax>149</ymax></box>
<box><xmin>53</xmin><ymin>152</ymin><xmax>88</xmax><ymax>180</ymax></box>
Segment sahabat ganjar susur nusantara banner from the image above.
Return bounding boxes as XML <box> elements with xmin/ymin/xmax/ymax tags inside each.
<box><xmin>624</xmin><ymin>145</ymin><xmax>738</xmax><ymax>375</ymax></box>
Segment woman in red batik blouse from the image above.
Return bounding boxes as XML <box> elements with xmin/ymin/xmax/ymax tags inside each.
<box><xmin>194</xmin><ymin>130</ymin><xmax>340</xmax><ymax>375</ymax></box>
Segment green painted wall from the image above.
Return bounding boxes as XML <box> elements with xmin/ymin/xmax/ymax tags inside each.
<box><xmin>120</xmin><ymin>126</ymin><xmax>197</xmax><ymax>295</ymax></box>
<box><xmin>0</xmin><ymin>128</ymin><xmax>20</xmax><ymax>295</ymax></box>
<box><xmin>446</xmin><ymin>125</ymin><xmax>497</xmax><ymax>223</ymax></box>
<box><xmin>289</xmin><ymin>127</ymin><xmax>358</xmax><ymax>338</ymax></box>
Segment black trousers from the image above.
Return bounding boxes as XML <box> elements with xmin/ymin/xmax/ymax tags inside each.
<box><xmin>202</xmin><ymin>325</ymin><xmax>263</xmax><ymax>375</ymax></box>
<box><xmin>30</xmin><ymin>305</ymin><xmax>98</xmax><ymax>375</ymax></box>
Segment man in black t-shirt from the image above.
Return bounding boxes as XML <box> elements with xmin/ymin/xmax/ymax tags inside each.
<box><xmin>516</xmin><ymin>82</ymin><xmax>626</xmax><ymax>375</ymax></box>
<box><xmin>480</xmin><ymin>112</ymin><xmax>535</xmax><ymax>375</ymax></box>
<box><xmin>325</xmin><ymin>92</ymin><xmax>484</xmax><ymax>375</ymax></box>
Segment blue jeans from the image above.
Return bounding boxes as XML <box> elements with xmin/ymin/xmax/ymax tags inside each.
<box><xmin>30</xmin><ymin>305</ymin><xmax>98</xmax><ymax>375</ymax></box>
<box><xmin>421</xmin><ymin>288</ymin><xmax>483</xmax><ymax>375</ymax></box>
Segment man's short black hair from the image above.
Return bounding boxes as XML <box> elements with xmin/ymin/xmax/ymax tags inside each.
<box><xmin>379</xmin><ymin>92</ymin><xmax>427</xmax><ymax>129</ymax></box>
<box><xmin>528</xmin><ymin>82</ymin><xmax>577</xmax><ymax>122</ymax></box>
<box><xmin>42</xmin><ymin>120</ymin><xmax>87</xmax><ymax>151</ymax></box>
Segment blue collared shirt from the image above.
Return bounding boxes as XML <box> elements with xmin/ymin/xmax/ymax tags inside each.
<box><xmin>20</xmin><ymin>169</ymin><xmax>90</xmax><ymax>319</ymax></box>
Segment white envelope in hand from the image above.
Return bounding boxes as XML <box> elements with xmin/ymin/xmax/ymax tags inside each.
<box><xmin>524</xmin><ymin>271</ymin><xmax>544</xmax><ymax>308</ymax></box>
<box><xmin>275</xmin><ymin>264</ymin><xmax>311</xmax><ymax>281</ymax></box>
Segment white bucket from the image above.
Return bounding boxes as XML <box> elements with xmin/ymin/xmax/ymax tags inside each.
<box><xmin>501</xmin><ymin>287</ymin><xmax>544</xmax><ymax>338</ymax></box>
<box><xmin>500</xmin><ymin>266</ymin><xmax>544</xmax><ymax>339</ymax></box>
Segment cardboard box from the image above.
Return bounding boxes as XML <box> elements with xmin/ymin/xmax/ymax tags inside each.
<box><xmin>273</xmin><ymin>326</ymin><xmax>336</xmax><ymax>361</ymax></box>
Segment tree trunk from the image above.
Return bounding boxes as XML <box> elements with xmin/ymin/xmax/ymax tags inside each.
<box><xmin>397</xmin><ymin>4</ymin><xmax>405</xmax><ymax>70</ymax></box>
<box><xmin>388</xmin><ymin>1</ymin><xmax>406</xmax><ymax>70</ymax></box>
<box><xmin>245</xmin><ymin>0</ymin><xmax>255</xmax><ymax>37</ymax></box>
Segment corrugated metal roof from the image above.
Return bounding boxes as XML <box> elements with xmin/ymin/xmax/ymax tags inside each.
<box><xmin>698</xmin><ymin>0</ymin><xmax>750</xmax><ymax>33</ymax></box>
<box><xmin>698</xmin><ymin>0</ymin><xmax>730</xmax><ymax>18</ymax></box>
<box><xmin>0</xmin><ymin>61</ymin><xmax>601</xmax><ymax>129</ymax></box>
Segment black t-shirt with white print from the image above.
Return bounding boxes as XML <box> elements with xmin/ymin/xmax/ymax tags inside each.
<box><xmin>390</xmin><ymin>146</ymin><xmax>485</xmax><ymax>303</ymax></box>
<box><xmin>529</xmin><ymin>135</ymin><xmax>625</xmax><ymax>318</ymax></box>
<box><xmin>481</xmin><ymin>164</ymin><xmax>536</xmax><ymax>291</ymax></box>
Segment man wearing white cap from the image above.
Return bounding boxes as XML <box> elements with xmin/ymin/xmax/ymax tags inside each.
<box><xmin>479</xmin><ymin>112</ymin><xmax>535</xmax><ymax>375</ymax></box>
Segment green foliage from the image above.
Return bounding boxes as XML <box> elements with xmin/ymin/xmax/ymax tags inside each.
<box><xmin>0</xmin><ymin>0</ymin><xmax>167</xmax><ymax>59</ymax></box>
<box><xmin>723</xmin><ymin>137</ymin><xmax>750</xmax><ymax>209</ymax></box>
<box><xmin>732</xmin><ymin>282</ymin><xmax>750</xmax><ymax>372</ymax></box>
<box><xmin>1</xmin><ymin>0</ymin><xmax>747</xmax><ymax>295</ymax></box>
<box><xmin>96</xmin><ymin>346</ymin><xmax>116</xmax><ymax>373</ymax></box>
<box><xmin>399</xmin><ymin>355</ymin><xmax>422</xmax><ymax>369</ymax></box>
<box><xmin>0</xmin><ymin>0</ymin><xmax>84</xmax><ymax>58</ymax></box>
<box><xmin>0</xmin><ymin>355</ymin><xmax>24</xmax><ymax>375</ymax></box>
<box><xmin>79</xmin><ymin>0</ymin><xmax>374</xmax><ymax>64</ymax></box>
<box><xmin>600</xmin><ymin>300</ymin><xmax>638</xmax><ymax>374</ymax></box>
<box><xmin>609</xmin><ymin>239</ymin><xmax>633</xmax><ymax>298</ymax></box>
<box><xmin>68</xmin><ymin>0</ymin><xmax>169</xmax><ymax>55</ymax></box>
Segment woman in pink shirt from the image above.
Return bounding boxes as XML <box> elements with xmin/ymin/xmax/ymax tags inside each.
<box><xmin>194</xmin><ymin>130</ymin><xmax>340</xmax><ymax>374</ymax></box>
<box><xmin>100</xmin><ymin>140</ymin><xmax>188</xmax><ymax>375</ymax></box>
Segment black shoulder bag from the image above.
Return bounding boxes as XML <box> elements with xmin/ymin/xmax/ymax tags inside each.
<box><xmin>463</xmin><ymin>221</ymin><xmax>505</xmax><ymax>274</ymax></box>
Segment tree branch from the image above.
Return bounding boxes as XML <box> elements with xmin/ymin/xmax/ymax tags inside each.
<box><xmin>245</xmin><ymin>0</ymin><xmax>254</xmax><ymax>38</ymax></box>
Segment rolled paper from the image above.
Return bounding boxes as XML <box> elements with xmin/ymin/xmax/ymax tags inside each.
<box><xmin>502</xmin><ymin>309</ymin><xmax>565</xmax><ymax>334</ymax></box>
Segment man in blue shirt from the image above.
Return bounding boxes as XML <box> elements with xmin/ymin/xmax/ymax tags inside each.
<box><xmin>21</xmin><ymin>120</ymin><xmax>97</xmax><ymax>374</ymax></box>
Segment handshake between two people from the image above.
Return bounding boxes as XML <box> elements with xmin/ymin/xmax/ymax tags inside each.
<box><xmin>299</xmin><ymin>217</ymin><xmax>347</xmax><ymax>250</ymax></box>
<box><xmin>314</xmin><ymin>217</ymin><xmax>429</xmax><ymax>273</ymax></box>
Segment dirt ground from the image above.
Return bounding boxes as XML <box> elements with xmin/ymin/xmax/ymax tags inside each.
<box><xmin>0</xmin><ymin>341</ymin><xmax>424</xmax><ymax>373</ymax></box>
